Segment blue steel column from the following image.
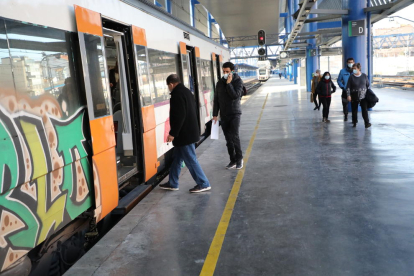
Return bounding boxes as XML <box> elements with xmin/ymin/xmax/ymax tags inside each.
<box><xmin>292</xmin><ymin>0</ymin><xmax>299</xmax><ymax>84</ymax></box>
<box><xmin>342</xmin><ymin>0</ymin><xmax>367</xmax><ymax>73</ymax></box>
<box><xmin>306</xmin><ymin>2</ymin><xmax>318</xmax><ymax>92</ymax></box>
<box><xmin>367</xmin><ymin>0</ymin><xmax>373</xmax><ymax>83</ymax></box>
<box><xmin>293</xmin><ymin>60</ymin><xmax>298</xmax><ymax>84</ymax></box>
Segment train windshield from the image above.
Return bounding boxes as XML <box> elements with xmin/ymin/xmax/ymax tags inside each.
<box><xmin>259</xmin><ymin>69</ymin><xmax>267</xmax><ymax>75</ymax></box>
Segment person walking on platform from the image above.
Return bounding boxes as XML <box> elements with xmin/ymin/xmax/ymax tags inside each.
<box><xmin>159</xmin><ymin>74</ymin><xmax>211</xmax><ymax>193</ymax></box>
<box><xmin>213</xmin><ymin>61</ymin><xmax>244</xmax><ymax>170</ymax></box>
<box><xmin>337</xmin><ymin>57</ymin><xmax>355</xmax><ymax>121</ymax></box>
<box><xmin>279</xmin><ymin>72</ymin><xmax>282</xmax><ymax>79</ymax></box>
<box><xmin>311</xmin><ymin>69</ymin><xmax>321</xmax><ymax>110</ymax></box>
<box><xmin>346</xmin><ymin>63</ymin><xmax>371</xmax><ymax>129</ymax></box>
<box><xmin>316</xmin><ymin>72</ymin><xmax>336</xmax><ymax>123</ymax></box>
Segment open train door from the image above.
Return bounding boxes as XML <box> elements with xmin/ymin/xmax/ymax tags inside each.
<box><xmin>193</xmin><ymin>47</ymin><xmax>207</xmax><ymax>135</ymax></box>
<box><xmin>74</xmin><ymin>5</ymin><xmax>118</xmax><ymax>222</ymax></box>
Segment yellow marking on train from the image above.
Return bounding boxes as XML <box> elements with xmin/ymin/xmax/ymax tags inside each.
<box><xmin>200</xmin><ymin>93</ymin><xmax>269</xmax><ymax>276</ymax></box>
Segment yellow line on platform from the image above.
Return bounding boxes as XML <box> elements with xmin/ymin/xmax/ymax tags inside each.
<box><xmin>200</xmin><ymin>93</ymin><xmax>269</xmax><ymax>276</ymax></box>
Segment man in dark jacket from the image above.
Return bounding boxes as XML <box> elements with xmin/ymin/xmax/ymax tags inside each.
<box><xmin>213</xmin><ymin>61</ymin><xmax>244</xmax><ymax>170</ymax></box>
<box><xmin>159</xmin><ymin>74</ymin><xmax>211</xmax><ymax>193</ymax></box>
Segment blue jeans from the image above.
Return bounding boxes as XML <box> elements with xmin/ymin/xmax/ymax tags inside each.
<box><xmin>169</xmin><ymin>143</ymin><xmax>210</xmax><ymax>189</ymax></box>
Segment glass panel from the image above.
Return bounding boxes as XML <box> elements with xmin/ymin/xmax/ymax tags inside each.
<box><xmin>135</xmin><ymin>45</ymin><xmax>151</xmax><ymax>106</ymax></box>
<box><xmin>259</xmin><ymin>69</ymin><xmax>266</xmax><ymax>75</ymax></box>
<box><xmin>148</xmin><ymin>48</ymin><xmax>179</xmax><ymax>104</ymax></box>
<box><xmin>181</xmin><ymin>54</ymin><xmax>189</xmax><ymax>90</ymax></box>
<box><xmin>5</xmin><ymin>20</ymin><xmax>84</xmax><ymax>118</ymax></box>
<box><xmin>83</xmin><ymin>34</ymin><xmax>110</xmax><ymax>118</ymax></box>
<box><xmin>0</xmin><ymin>19</ymin><xmax>14</xmax><ymax>92</ymax></box>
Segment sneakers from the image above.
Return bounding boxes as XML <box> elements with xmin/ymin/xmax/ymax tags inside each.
<box><xmin>352</xmin><ymin>123</ymin><xmax>357</xmax><ymax>127</ymax></box>
<box><xmin>189</xmin><ymin>185</ymin><xmax>211</xmax><ymax>193</ymax></box>
<box><xmin>325</xmin><ymin>119</ymin><xmax>331</xmax><ymax>123</ymax></box>
<box><xmin>322</xmin><ymin>118</ymin><xmax>326</xmax><ymax>123</ymax></box>
<box><xmin>236</xmin><ymin>159</ymin><xmax>244</xmax><ymax>170</ymax></box>
<box><xmin>365</xmin><ymin>123</ymin><xmax>372</xmax><ymax>129</ymax></box>
<box><xmin>159</xmin><ymin>183</ymin><xmax>179</xmax><ymax>191</ymax></box>
<box><xmin>225</xmin><ymin>161</ymin><xmax>237</xmax><ymax>169</ymax></box>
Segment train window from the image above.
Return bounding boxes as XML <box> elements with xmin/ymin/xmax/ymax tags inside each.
<box><xmin>147</xmin><ymin>48</ymin><xmax>180</xmax><ymax>104</ymax></box>
<box><xmin>4</xmin><ymin>19</ymin><xmax>84</xmax><ymax>118</ymax></box>
<box><xmin>135</xmin><ymin>45</ymin><xmax>151</xmax><ymax>106</ymax></box>
<box><xmin>200</xmin><ymin>60</ymin><xmax>213</xmax><ymax>93</ymax></box>
<box><xmin>0</xmin><ymin>19</ymin><xmax>14</xmax><ymax>92</ymax></box>
<box><xmin>83</xmin><ymin>34</ymin><xmax>110</xmax><ymax>118</ymax></box>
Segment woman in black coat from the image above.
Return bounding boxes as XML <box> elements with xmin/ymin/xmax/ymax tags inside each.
<box><xmin>316</xmin><ymin>71</ymin><xmax>336</xmax><ymax>123</ymax></box>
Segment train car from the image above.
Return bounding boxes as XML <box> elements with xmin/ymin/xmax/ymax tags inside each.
<box><xmin>0</xmin><ymin>1</ymin><xmax>229</xmax><ymax>275</ymax></box>
<box><xmin>257</xmin><ymin>59</ymin><xmax>271</xmax><ymax>82</ymax></box>
<box><xmin>234</xmin><ymin>63</ymin><xmax>258</xmax><ymax>81</ymax></box>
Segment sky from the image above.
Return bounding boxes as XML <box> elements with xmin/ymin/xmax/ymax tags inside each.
<box><xmin>373</xmin><ymin>3</ymin><xmax>414</xmax><ymax>29</ymax></box>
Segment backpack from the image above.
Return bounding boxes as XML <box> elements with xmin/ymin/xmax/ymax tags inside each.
<box><xmin>242</xmin><ymin>86</ymin><xmax>247</xmax><ymax>97</ymax></box>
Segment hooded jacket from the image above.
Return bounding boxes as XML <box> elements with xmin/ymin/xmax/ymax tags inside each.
<box><xmin>213</xmin><ymin>73</ymin><xmax>243</xmax><ymax>119</ymax></box>
<box><xmin>169</xmin><ymin>83</ymin><xmax>199</xmax><ymax>147</ymax></box>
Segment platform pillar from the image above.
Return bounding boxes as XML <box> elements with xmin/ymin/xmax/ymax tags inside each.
<box><xmin>293</xmin><ymin>60</ymin><xmax>298</xmax><ymax>84</ymax></box>
<box><xmin>342</xmin><ymin>0</ymin><xmax>367</xmax><ymax>112</ymax></box>
<box><xmin>306</xmin><ymin>2</ymin><xmax>318</xmax><ymax>92</ymax></box>
<box><xmin>342</xmin><ymin>0</ymin><xmax>367</xmax><ymax>74</ymax></box>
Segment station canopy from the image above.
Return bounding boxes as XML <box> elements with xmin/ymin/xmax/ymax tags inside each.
<box><xmin>198</xmin><ymin>0</ymin><xmax>285</xmax><ymax>47</ymax></box>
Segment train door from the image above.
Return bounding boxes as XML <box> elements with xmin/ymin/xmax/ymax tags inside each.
<box><xmin>216</xmin><ymin>54</ymin><xmax>223</xmax><ymax>79</ymax></box>
<box><xmin>74</xmin><ymin>5</ymin><xmax>118</xmax><ymax>221</ymax></box>
<box><xmin>211</xmin><ymin>53</ymin><xmax>218</xmax><ymax>88</ymax></box>
<box><xmin>179</xmin><ymin>42</ymin><xmax>206</xmax><ymax>135</ymax></box>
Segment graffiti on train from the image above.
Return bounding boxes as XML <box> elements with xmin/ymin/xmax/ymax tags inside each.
<box><xmin>0</xmin><ymin>90</ymin><xmax>93</xmax><ymax>271</ymax></box>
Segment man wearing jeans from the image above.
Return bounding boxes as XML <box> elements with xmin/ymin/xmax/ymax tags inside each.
<box><xmin>159</xmin><ymin>74</ymin><xmax>211</xmax><ymax>193</ymax></box>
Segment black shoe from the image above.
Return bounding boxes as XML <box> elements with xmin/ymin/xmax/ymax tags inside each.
<box><xmin>159</xmin><ymin>183</ymin><xmax>179</xmax><ymax>191</ymax></box>
<box><xmin>318</xmin><ymin>106</ymin><xmax>321</xmax><ymax>111</ymax></box>
<box><xmin>313</xmin><ymin>106</ymin><xmax>318</xmax><ymax>110</ymax></box>
<box><xmin>226</xmin><ymin>161</ymin><xmax>236</xmax><ymax>169</ymax></box>
<box><xmin>352</xmin><ymin>123</ymin><xmax>356</xmax><ymax>127</ymax></box>
<box><xmin>325</xmin><ymin>119</ymin><xmax>331</xmax><ymax>123</ymax></box>
<box><xmin>189</xmin><ymin>185</ymin><xmax>211</xmax><ymax>193</ymax></box>
<box><xmin>365</xmin><ymin>123</ymin><xmax>372</xmax><ymax>129</ymax></box>
<box><xmin>236</xmin><ymin>159</ymin><xmax>244</xmax><ymax>170</ymax></box>
<box><xmin>344</xmin><ymin>115</ymin><xmax>348</xmax><ymax>121</ymax></box>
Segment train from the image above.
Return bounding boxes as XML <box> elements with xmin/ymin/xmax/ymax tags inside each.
<box><xmin>234</xmin><ymin>63</ymin><xmax>258</xmax><ymax>81</ymax></box>
<box><xmin>0</xmin><ymin>1</ymin><xmax>229</xmax><ymax>275</ymax></box>
<box><xmin>257</xmin><ymin>59</ymin><xmax>272</xmax><ymax>82</ymax></box>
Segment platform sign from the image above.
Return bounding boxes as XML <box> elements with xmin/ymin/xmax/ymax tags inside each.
<box><xmin>349</xmin><ymin>20</ymin><xmax>365</xmax><ymax>37</ymax></box>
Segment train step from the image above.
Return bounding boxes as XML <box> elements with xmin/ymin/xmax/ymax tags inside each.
<box><xmin>112</xmin><ymin>185</ymin><xmax>153</xmax><ymax>215</ymax></box>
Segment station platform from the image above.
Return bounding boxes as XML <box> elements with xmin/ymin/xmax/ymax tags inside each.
<box><xmin>67</xmin><ymin>78</ymin><xmax>414</xmax><ymax>276</ymax></box>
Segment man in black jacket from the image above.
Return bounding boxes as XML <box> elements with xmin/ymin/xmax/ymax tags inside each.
<box><xmin>159</xmin><ymin>74</ymin><xmax>211</xmax><ymax>193</ymax></box>
<box><xmin>213</xmin><ymin>62</ymin><xmax>244</xmax><ymax>170</ymax></box>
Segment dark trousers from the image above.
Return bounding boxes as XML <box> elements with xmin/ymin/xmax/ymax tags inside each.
<box><xmin>351</xmin><ymin>99</ymin><xmax>369</xmax><ymax>125</ymax></box>
<box><xmin>221</xmin><ymin>116</ymin><xmax>243</xmax><ymax>162</ymax></box>
<box><xmin>313</xmin><ymin>93</ymin><xmax>320</xmax><ymax>108</ymax></box>
<box><xmin>341</xmin><ymin>89</ymin><xmax>348</xmax><ymax>115</ymax></box>
<box><xmin>319</xmin><ymin>97</ymin><xmax>331</xmax><ymax>119</ymax></box>
<box><xmin>342</xmin><ymin>99</ymin><xmax>348</xmax><ymax>115</ymax></box>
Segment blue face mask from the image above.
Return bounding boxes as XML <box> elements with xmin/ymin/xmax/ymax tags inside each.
<box><xmin>324</xmin><ymin>76</ymin><xmax>330</xmax><ymax>80</ymax></box>
<box><xmin>348</xmin><ymin>63</ymin><xmax>354</xmax><ymax>68</ymax></box>
<box><xmin>353</xmin><ymin>69</ymin><xmax>358</xmax><ymax>74</ymax></box>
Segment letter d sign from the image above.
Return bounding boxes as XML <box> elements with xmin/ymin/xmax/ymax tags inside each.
<box><xmin>359</xmin><ymin>27</ymin><xmax>363</xmax><ymax>34</ymax></box>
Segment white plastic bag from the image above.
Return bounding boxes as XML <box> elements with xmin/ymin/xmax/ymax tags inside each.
<box><xmin>211</xmin><ymin>121</ymin><xmax>219</xmax><ymax>140</ymax></box>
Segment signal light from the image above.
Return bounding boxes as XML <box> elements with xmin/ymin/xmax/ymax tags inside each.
<box><xmin>258</xmin><ymin>30</ymin><xmax>266</xmax><ymax>46</ymax></box>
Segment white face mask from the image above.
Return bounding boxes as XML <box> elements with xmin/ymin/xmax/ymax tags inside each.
<box><xmin>223</xmin><ymin>73</ymin><xmax>229</xmax><ymax>79</ymax></box>
<box><xmin>325</xmin><ymin>76</ymin><xmax>330</xmax><ymax>80</ymax></box>
<box><xmin>353</xmin><ymin>69</ymin><xmax>358</xmax><ymax>74</ymax></box>
<box><xmin>348</xmin><ymin>63</ymin><xmax>354</xmax><ymax>68</ymax></box>
<box><xmin>315</xmin><ymin>73</ymin><xmax>319</xmax><ymax>76</ymax></box>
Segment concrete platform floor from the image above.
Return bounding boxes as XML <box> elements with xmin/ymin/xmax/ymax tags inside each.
<box><xmin>67</xmin><ymin>78</ymin><xmax>414</xmax><ymax>276</ymax></box>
